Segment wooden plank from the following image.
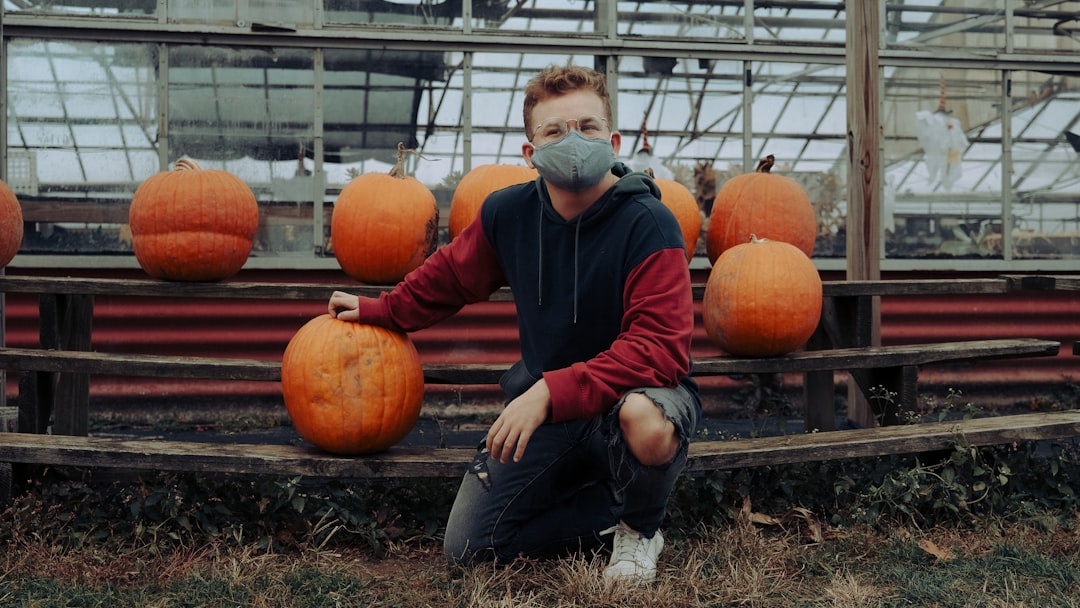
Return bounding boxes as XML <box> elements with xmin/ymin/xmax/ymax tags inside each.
<box><xmin>0</xmin><ymin>411</ymin><xmax>1077</xmax><ymax>478</ymax></box>
<box><xmin>1003</xmin><ymin>274</ymin><xmax>1080</xmax><ymax>292</ymax></box>
<box><xmin>685</xmin><ymin>410</ymin><xmax>1080</xmax><ymax>471</ymax></box>
<box><xmin>0</xmin><ymin>433</ymin><xmax>476</xmax><ymax>478</ymax></box>
<box><xmin>0</xmin><ymin>348</ymin><xmax>495</xmax><ymax>385</ymax></box>
<box><xmin>0</xmin><ymin>276</ymin><xmax>517</xmax><ymax>302</ymax></box>
<box><xmin>819</xmin><ymin>278</ymin><xmax>1008</xmax><ymax>297</ymax></box>
<box><xmin>688</xmin><ymin>339</ymin><xmax>1060</xmax><ymax>375</ymax></box>
<box><xmin>1</xmin><ymin>276</ymin><xmax>1009</xmax><ymax>302</ymax></box>
<box><xmin>0</xmin><ymin>349</ymin><xmax>283</xmax><ymax>381</ymax></box>
<box><xmin>0</xmin><ymin>276</ymin><xmax>391</xmax><ymax>301</ymax></box>
<box><xmin>0</xmin><ymin>339</ymin><xmax>1061</xmax><ymax>384</ymax></box>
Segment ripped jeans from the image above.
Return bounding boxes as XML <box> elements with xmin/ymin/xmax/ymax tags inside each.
<box><xmin>443</xmin><ymin>384</ymin><xmax>700</xmax><ymax>565</ymax></box>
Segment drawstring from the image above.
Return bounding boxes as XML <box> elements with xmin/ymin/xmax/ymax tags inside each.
<box><xmin>536</xmin><ymin>191</ymin><xmax>582</xmax><ymax>324</ymax></box>
<box><xmin>573</xmin><ymin>215</ymin><xmax>582</xmax><ymax>324</ymax></box>
<box><xmin>537</xmin><ymin>199</ymin><xmax>543</xmax><ymax>308</ymax></box>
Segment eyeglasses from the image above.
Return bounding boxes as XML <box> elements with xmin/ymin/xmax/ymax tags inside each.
<box><xmin>531</xmin><ymin>114</ymin><xmax>609</xmax><ymax>143</ymax></box>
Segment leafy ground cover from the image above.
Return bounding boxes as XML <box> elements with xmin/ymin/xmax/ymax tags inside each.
<box><xmin>3</xmin><ymin>388</ymin><xmax>1079</xmax><ymax>606</ymax></box>
<box><xmin>2</xmin><ymin>432</ymin><xmax>1079</xmax><ymax>607</ymax></box>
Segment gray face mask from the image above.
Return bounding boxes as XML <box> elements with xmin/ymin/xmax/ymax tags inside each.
<box><xmin>529</xmin><ymin>131</ymin><xmax>616</xmax><ymax>192</ymax></box>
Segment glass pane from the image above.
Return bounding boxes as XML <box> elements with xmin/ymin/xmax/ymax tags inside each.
<box><xmin>617</xmin><ymin>1</ymin><xmax>743</xmax><ymax>40</ymax></box>
<box><xmin>1009</xmin><ymin>72</ymin><xmax>1080</xmax><ymax>259</ymax></box>
<box><xmin>3</xmin><ymin>1</ymin><xmax>156</xmax><ymax>17</ymax></box>
<box><xmin>617</xmin><ymin>56</ymin><xmax>744</xmax><ymax>229</ymax></box>
<box><xmin>6</xmin><ymin>39</ymin><xmax>158</xmax><ymax>255</ymax></box>
<box><xmin>1012</xmin><ymin>1</ymin><xmax>1080</xmax><ymax>55</ymax></box>
<box><xmin>168</xmin><ymin>0</ymin><xmax>236</xmax><ymax>25</ymax></box>
<box><xmin>886</xmin><ymin>0</ymin><xmax>1006</xmax><ymax>51</ymax></box>
<box><xmin>884</xmin><ymin>67</ymin><xmax>1003</xmax><ymax>259</ymax></box>
<box><xmin>751</xmin><ymin>0</ymin><xmax>845</xmax><ymax>44</ymax></box>
<box><xmin>325</xmin><ymin>0</ymin><xmax>461</xmax><ymax>27</ymax></box>
<box><xmin>249</xmin><ymin>0</ymin><xmax>315</xmax><ymax>28</ymax></box>
<box><xmin>168</xmin><ymin>45</ymin><xmax>319</xmax><ymax>257</ymax></box>
<box><xmin>479</xmin><ymin>1</ymin><xmax>595</xmax><ymax>33</ymax></box>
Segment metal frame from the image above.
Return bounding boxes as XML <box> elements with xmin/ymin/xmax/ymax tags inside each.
<box><xmin>2</xmin><ymin>1</ymin><xmax>1079</xmax><ymax>271</ymax></box>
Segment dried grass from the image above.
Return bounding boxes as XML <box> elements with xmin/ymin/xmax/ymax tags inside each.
<box><xmin>3</xmin><ymin>506</ymin><xmax>1079</xmax><ymax>606</ymax></box>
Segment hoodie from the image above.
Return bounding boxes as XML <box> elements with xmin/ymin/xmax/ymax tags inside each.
<box><xmin>354</xmin><ymin>162</ymin><xmax>698</xmax><ymax>423</ymax></box>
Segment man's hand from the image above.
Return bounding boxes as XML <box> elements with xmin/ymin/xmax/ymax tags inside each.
<box><xmin>328</xmin><ymin>291</ymin><xmax>360</xmax><ymax>321</ymax></box>
<box><xmin>486</xmin><ymin>378</ymin><xmax>551</xmax><ymax>463</ymax></box>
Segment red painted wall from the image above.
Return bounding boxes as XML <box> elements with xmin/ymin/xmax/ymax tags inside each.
<box><xmin>3</xmin><ymin>268</ymin><xmax>1078</xmax><ymax>414</ymax></box>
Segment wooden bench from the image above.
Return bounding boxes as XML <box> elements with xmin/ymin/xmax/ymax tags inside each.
<box><xmin>0</xmin><ymin>273</ymin><xmax>1070</xmax><ymax>496</ymax></box>
<box><xmin>0</xmin><ymin>274</ymin><xmax>1022</xmax><ymax>435</ymax></box>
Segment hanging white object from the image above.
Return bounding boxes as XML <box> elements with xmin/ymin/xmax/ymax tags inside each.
<box><xmin>629</xmin><ymin>120</ymin><xmax>674</xmax><ymax>179</ymax></box>
<box><xmin>882</xmin><ymin>175</ymin><xmax>896</xmax><ymax>233</ymax></box>
<box><xmin>629</xmin><ymin>147</ymin><xmax>674</xmax><ymax>179</ymax></box>
<box><xmin>914</xmin><ymin>110</ymin><xmax>968</xmax><ymax>192</ymax></box>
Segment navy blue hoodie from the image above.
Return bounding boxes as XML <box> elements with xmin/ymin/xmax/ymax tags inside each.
<box><xmin>356</xmin><ymin>163</ymin><xmax>698</xmax><ymax>422</ymax></box>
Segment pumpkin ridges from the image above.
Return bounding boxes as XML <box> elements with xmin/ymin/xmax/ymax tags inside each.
<box><xmin>281</xmin><ymin>315</ymin><xmax>423</xmax><ymax>454</ymax></box>
<box><xmin>703</xmin><ymin>235</ymin><xmax>822</xmax><ymax>357</ymax></box>
<box><xmin>706</xmin><ymin>154</ymin><xmax>816</xmax><ymax>263</ymax></box>
<box><xmin>331</xmin><ymin>150</ymin><xmax>438</xmax><ymax>285</ymax></box>
<box><xmin>130</xmin><ymin>157</ymin><xmax>259</xmax><ymax>281</ymax></box>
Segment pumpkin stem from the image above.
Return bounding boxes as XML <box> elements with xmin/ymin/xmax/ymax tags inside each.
<box><xmin>754</xmin><ymin>155</ymin><xmax>776</xmax><ymax>174</ymax></box>
<box><xmin>749</xmin><ymin>233</ymin><xmax>767</xmax><ymax>244</ymax></box>
<box><xmin>174</xmin><ymin>157</ymin><xmax>202</xmax><ymax>172</ymax></box>
<box><xmin>389</xmin><ymin>142</ymin><xmax>421</xmax><ymax>179</ymax></box>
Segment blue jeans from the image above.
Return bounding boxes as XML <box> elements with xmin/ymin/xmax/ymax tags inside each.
<box><xmin>443</xmin><ymin>384</ymin><xmax>700</xmax><ymax>565</ymax></box>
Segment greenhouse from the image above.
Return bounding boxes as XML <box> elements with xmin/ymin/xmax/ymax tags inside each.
<box><xmin>2</xmin><ymin>0</ymin><xmax>1078</xmax><ymax>271</ymax></box>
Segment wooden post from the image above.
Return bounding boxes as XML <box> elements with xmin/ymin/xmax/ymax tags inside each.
<box><xmin>845</xmin><ymin>1</ymin><xmax>883</xmax><ymax>427</ymax></box>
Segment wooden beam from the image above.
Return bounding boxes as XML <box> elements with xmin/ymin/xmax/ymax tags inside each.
<box><xmin>844</xmin><ymin>2</ymin><xmax>882</xmax><ymax>284</ymax></box>
<box><xmin>845</xmin><ymin>0</ymin><xmax>883</xmax><ymax>428</ymax></box>
<box><xmin>0</xmin><ymin>276</ymin><xmax>1010</xmax><ymax>302</ymax></box>
<box><xmin>0</xmin><ymin>411</ymin><xmax>1077</xmax><ymax>478</ymax></box>
<box><xmin>0</xmin><ymin>339</ymin><xmax>1060</xmax><ymax>384</ymax></box>
<box><xmin>685</xmin><ymin>410</ymin><xmax>1080</xmax><ymax>471</ymax></box>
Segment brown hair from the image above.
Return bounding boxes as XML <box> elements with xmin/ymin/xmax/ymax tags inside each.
<box><xmin>522</xmin><ymin>64</ymin><xmax>613</xmax><ymax>140</ymax></box>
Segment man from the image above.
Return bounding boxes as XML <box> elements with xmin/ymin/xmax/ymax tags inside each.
<box><xmin>328</xmin><ymin>64</ymin><xmax>699</xmax><ymax>583</ymax></box>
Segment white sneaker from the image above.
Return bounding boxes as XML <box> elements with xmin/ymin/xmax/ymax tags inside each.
<box><xmin>602</xmin><ymin>521</ymin><xmax>664</xmax><ymax>583</ymax></box>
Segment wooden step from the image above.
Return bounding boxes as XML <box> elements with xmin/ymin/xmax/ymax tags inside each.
<box><xmin>0</xmin><ymin>411</ymin><xmax>1077</xmax><ymax>479</ymax></box>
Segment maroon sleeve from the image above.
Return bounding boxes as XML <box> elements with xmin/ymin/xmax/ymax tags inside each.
<box><xmin>354</xmin><ymin>218</ymin><xmax>506</xmax><ymax>332</ymax></box>
<box><xmin>542</xmin><ymin>247</ymin><xmax>694</xmax><ymax>422</ymax></box>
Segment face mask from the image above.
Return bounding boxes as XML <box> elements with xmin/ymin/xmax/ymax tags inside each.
<box><xmin>529</xmin><ymin>131</ymin><xmax>616</xmax><ymax>192</ymax></box>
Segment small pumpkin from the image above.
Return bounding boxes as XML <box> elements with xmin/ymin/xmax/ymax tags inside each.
<box><xmin>281</xmin><ymin>314</ymin><xmax>424</xmax><ymax>455</ymax></box>
<box><xmin>705</xmin><ymin>154</ymin><xmax>816</xmax><ymax>264</ymax></box>
<box><xmin>0</xmin><ymin>180</ymin><xmax>23</xmax><ymax>268</ymax></box>
<box><xmin>702</xmin><ymin>235</ymin><xmax>822</xmax><ymax>357</ymax></box>
<box><xmin>653</xmin><ymin>177</ymin><xmax>703</xmax><ymax>261</ymax></box>
<box><xmin>449</xmin><ymin>164</ymin><xmax>537</xmax><ymax>240</ymax></box>
<box><xmin>129</xmin><ymin>157</ymin><xmax>259</xmax><ymax>281</ymax></box>
<box><xmin>332</xmin><ymin>143</ymin><xmax>438</xmax><ymax>284</ymax></box>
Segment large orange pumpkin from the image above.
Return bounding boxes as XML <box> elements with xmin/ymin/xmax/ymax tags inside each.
<box><xmin>653</xmin><ymin>177</ymin><xmax>703</xmax><ymax>261</ymax></box>
<box><xmin>332</xmin><ymin>144</ymin><xmax>438</xmax><ymax>284</ymax></box>
<box><xmin>129</xmin><ymin>157</ymin><xmax>259</xmax><ymax>281</ymax></box>
<box><xmin>705</xmin><ymin>155</ymin><xmax>816</xmax><ymax>264</ymax></box>
<box><xmin>0</xmin><ymin>180</ymin><xmax>23</xmax><ymax>268</ymax></box>
<box><xmin>449</xmin><ymin>164</ymin><xmax>537</xmax><ymax>240</ymax></box>
<box><xmin>702</xmin><ymin>235</ymin><xmax>822</xmax><ymax>357</ymax></box>
<box><xmin>281</xmin><ymin>314</ymin><xmax>424</xmax><ymax>455</ymax></box>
